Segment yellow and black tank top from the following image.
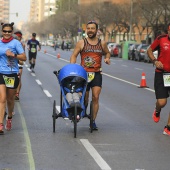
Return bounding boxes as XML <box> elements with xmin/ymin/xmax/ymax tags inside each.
<box><xmin>80</xmin><ymin>38</ymin><xmax>103</xmax><ymax>72</ymax></box>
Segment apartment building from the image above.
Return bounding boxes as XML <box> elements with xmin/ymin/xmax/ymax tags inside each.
<box><xmin>0</xmin><ymin>0</ymin><xmax>10</xmax><ymax>23</ymax></box>
<box><xmin>29</xmin><ymin>0</ymin><xmax>56</xmax><ymax>23</ymax></box>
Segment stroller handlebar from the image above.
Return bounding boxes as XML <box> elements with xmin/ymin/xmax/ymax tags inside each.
<box><xmin>53</xmin><ymin>70</ymin><xmax>59</xmax><ymax>77</ymax></box>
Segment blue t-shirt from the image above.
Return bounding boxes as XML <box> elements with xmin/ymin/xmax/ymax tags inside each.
<box><xmin>27</xmin><ymin>39</ymin><xmax>40</xmax><ymax>53</ymax></box>
<box><xmin>0</xmin><ymin>39</ymin><xmax>24</xmax><ymax>74</ymax></box>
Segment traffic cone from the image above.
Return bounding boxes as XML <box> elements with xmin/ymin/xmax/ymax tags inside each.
<box><xmin>44</xmin><ymin>50</ymin><xmax>46</xmax><ymax>53</ymax></box>
<box><xmin>139</xmin><ymin>72</ymin><xmax>149</xmax><ymax>88</ymax></box>
<box><xmin>57</xmin><ymin>53</ymin><xmax>60</xmax><ymax>58</ymax></box>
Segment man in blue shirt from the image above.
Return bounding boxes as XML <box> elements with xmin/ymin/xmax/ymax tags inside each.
<box><xmin>27</xmin><ymin>33</ymin><xmax>41</xmax><ymax>73</ymax></box>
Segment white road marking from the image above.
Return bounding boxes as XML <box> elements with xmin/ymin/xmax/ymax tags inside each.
<box><xmin>43</xmin><ymin>90</ymin><xmax>52</xmax><ymax>97</ymax></box>
<box><xmin>31</xmin><ymin>73</ymin><xmax>35</xmax><ymax>76</ymax></box>
<box><xmin>35</xmin><ymin>79</ymin><xmax>42</xmax><ymax>85</ymax></box>
<box><xmin>56</xmin><ymin>106</ymin><xmax>60</xmax><ymax>112</ymax></box>
<box><xmin>59</xmin><ymin>58</ymin><xmax>69</xmax><ymax>62</ymax></box>
<box><xmin>46</xmin><ymin>53</ymin><xmax>55</xmax><ymax>57</ymax></box>
<box><xmin>121</xmin><ymin>64</ymin><xmax>127</xmax><ymax>67</ymax></box>
<box><xmin>102</xmin><ymin>72</ymin><xmax>154</xmax><ymax>92</ymax></box>
<box><xmin>135</xmin><ymin>67</ymin><xmax>143</xmax><ymax>70</ymax></box>
<box><xmin>80</xmin><ymin>139</ymin><xmax>112</xmax><ymax>170</ymax></box>
<box><xmin>44</xmin><ymin>52</ymin><xmax>70</xmax><ymax>63</ymax></box>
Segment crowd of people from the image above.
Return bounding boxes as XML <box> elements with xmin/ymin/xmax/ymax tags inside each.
<box><xmin>1</xmin><ymin>20</ymin><xmax>170</xmax><ymax>137</ymax></box>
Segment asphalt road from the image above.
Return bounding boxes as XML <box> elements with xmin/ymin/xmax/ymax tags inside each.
<box><xmin>0</xmin><ymin>46</ymin><xmax>170</xmax><ymax>170</ymax></box>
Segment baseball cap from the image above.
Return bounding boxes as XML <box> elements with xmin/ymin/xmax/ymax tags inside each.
<box><xmin>32</xmin><ymin>33</ymin><xmax>36</xmax><ymax>37</ymax></box>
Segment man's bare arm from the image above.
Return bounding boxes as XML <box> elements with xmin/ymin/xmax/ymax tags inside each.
<box><xmin>70</xmin><ymin>40</ymin><xmax>83</xmax><ymax>63</ymax></box>
<box><xmin>102</xmin><ymin>41</ymin><xmax>111</xmax><ymax>65</ymax></box>
<box><xmin>147</xmin><ymin>46</ymin><xmax>163</xmax><ymax>69</ymax></box>
<box><xmin>147</xmin><ymin>47</ymin><xmax>156</xmax><ymax>62</ymax></box>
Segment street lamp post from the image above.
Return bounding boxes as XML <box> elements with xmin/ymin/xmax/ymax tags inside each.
<box><xmin>129</xmin><ymin>0</ymin><xmax>133</xmax><ymax>41</ymax></box>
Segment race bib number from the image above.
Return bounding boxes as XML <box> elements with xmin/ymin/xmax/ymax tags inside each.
<box><xmin>87</xmin><ymin>72</ymin><xmax>95</xmax><ymax>83</ymax></box>
<box><xmin>163</xmin><ymin>73</ymin><xmax>170</xmax><ymax>87</ymax></box>
<box><xmin>31</xmin><ymin>48</ymin><xmax>36</xmax><ymax>53</ymax></box>
<box><xmin>3</xmin><ymin>75</ymin><xmax>15</xmax><ymax>88</ymax></box>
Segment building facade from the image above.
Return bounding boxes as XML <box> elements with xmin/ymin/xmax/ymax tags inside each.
<box><xmin>0</xmin><ymin>0</ymin><xmax>10</xmax><ymax>23</ymax></box>
<box><xmin>29</xmin><ymin>0</ymin><xmax>56</xmax><ymax>23</ymax></box>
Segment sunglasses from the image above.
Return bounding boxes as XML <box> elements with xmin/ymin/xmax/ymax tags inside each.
<box><xmin>3</xmin><ymin>30</ymin><xmax>12</xmax><ymax>33</ymax></box>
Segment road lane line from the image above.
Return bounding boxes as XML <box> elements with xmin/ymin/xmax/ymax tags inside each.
<box><xmin>135</xmin><ymin>67</ymin><xmax>143</xmax><ymax>70</ymax></box>
<box><xmin>56</xmin><ymin>106</ymin><xmax>60</xmax><ymax>112</ymax></box>
<box><xmin>80</xmin><ymin>139</ymin><xmax>111</xmax><ymax>170</ymax></box>
<box><xmin>31</xmin><ymin>73</ymin><xmax>35</xmax><ymax>76</ymax></box>
<box><xmin>44</xmin><ymin>52</ymin><xmax>69</xmax><ymax>62</ymax></box>
<box><xmin>43</xmin><ymin>90</ymin><xmax>52</xmax><ymax>97</ymax></box>
<box><xmin>16</xmin><ymin>102</ymin><xmax>35</xmax><ymax>170</ymax></box>
<box><xmin>35</xmin><ymin>79</ymin><xmax>42</xmax><ymax>85</ymax></box>
<box><xmin>102</xmin><ymin>72</ymin><xmax>154</xmax><ymax>92</ymax></box>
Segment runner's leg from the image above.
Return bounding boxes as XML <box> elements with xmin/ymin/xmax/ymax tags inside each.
<box><xmin>91</xmin><ymin>86</ymin><xmax>101</xmax><ymax>120</ymax></box>
<box><xmin>0</xmin><ymin>85</ymin><xmax>6</xmax><ymax>123</ymax></box>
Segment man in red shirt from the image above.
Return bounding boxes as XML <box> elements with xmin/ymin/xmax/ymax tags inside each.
<box><xmin>147</xmin><ymin>24</ymin><xmax>170</xmax><ymax>136</ymax></box>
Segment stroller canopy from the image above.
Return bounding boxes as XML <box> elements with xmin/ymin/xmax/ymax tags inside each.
<box><xmin>58</xmin><ymin>64</ymin><xmax>87</xmax><ymax>84</ymax></box>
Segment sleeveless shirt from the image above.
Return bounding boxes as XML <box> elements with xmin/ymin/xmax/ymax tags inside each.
<box><xmin>80</xmin><ymin>38</ymin><xmax>103</xmax><ymax>72</ymax></box>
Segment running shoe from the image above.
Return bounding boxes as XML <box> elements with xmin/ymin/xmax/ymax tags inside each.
<box><xmin>92</xmin><ymin>121</ymin><xmax>98</xmax><ymax>130</ymax></box>
<box><xmin>0</xmin><ymin>123</ymin><xmax>4</xmax><ymax>135</ymax></box>
<box><xmin>5</xmin><ymin>118</ymin><xmax>12</xmax><ymax>131</ymax></box>
<box><xmin>163</xmin><ymin>125</ymin><xmax>170</xmax><ymax>136</ymax></box>
<box><xmin>152</xmin><ymin>109</ymin><xmax>160</xmax><ymax>123</ymax></box>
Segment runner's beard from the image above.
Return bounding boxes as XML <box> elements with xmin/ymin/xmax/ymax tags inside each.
<box><xmin>88</xmin><ymin>32</ymin><xmax>97</xmax><ymax>39</ymax></box>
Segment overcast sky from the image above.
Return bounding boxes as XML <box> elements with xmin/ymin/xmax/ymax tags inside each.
<box><xmin>9</xmin><ymin>0</ymin><xmax>30</xmax><ymax>26</ymax></box>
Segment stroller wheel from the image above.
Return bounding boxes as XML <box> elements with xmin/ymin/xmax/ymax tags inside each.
<box><xmin>52</xmin><ymin>100</ymin><xmax>57</xmax><ymax>133</ymax></box>
<box><xmin>89</xmin><ymin>101</ymin><xmax>93</xmax><ymax>133</ymax></box>
<box><xmin>73</xmin><ymin>104</ymin><xmax>77</xmax><ymax>138</ymax></box>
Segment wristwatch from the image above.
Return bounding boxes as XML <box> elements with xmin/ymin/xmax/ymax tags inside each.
<box><xmin>152</xmin><ymin>58</ymin><xmax>157</xmax><ymax>64</ymax></box>
<box><xmin>14</xmin><ymin>54</ymin><xmax>17</xmax><ymax>58</ymax></box>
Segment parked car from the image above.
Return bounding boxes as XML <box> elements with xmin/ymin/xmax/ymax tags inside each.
<box><xmin>107</xmin><ymin>43</ymin><xmax>121</xmax><ymax>57</ymax></box>
<box><xmin>135</xmin><ymin>44</ymin><xmax>150</xmax><ymax>61</ymax></box>
<box><xmin>144</xmin><ymin>47</ymin><xmax>158</xmax><ymax>63</ymax></box>
<box><xmin>128</xmin><ymin>43</ymin><xmax>140</xmax><ymax>60</ymax></box>
<box><xmin>107</xmin><ymin>43</ymin><xmax>116</xmax><ymax>53</ymax></box>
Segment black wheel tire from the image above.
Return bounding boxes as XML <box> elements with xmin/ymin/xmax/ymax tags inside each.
<box><xmin>89</xmin><ymin>101</ymin><xmax>93</xmax><ymax>133</ymax></box>
<box><xmin>74</xmin><ymin>104</ymin><xmax>77</xmax><ymax>138</ymax></box>
<box><xmin>53</xmin><ymin>100</ymin><xmax>56</xmax><ymax>133</ymax></box>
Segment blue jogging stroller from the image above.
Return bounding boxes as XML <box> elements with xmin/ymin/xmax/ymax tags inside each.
<box><xmin>53</xmin><ymin>64</ymin><xmax>93</xmax><ymax>138</ymax></box>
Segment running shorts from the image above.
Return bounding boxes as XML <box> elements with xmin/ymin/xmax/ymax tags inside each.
<box><xmin>154</xmin><ymin>72</ymin><xmax>170</xmax><ymax>99</ymax></box>
<box><xmin>0</xmin><ymin>73</ymin><xmax>19</xmax><ymax>89</ymax></box>
<box><xmin>29</xmin><ymin>51</ymin><xmax>37</xmax><ymax>60</ymax></box>
<box><xmin>86</xmin><ymin>72</ymin><xmax>102</xmax><ymax>91</ymax></box>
